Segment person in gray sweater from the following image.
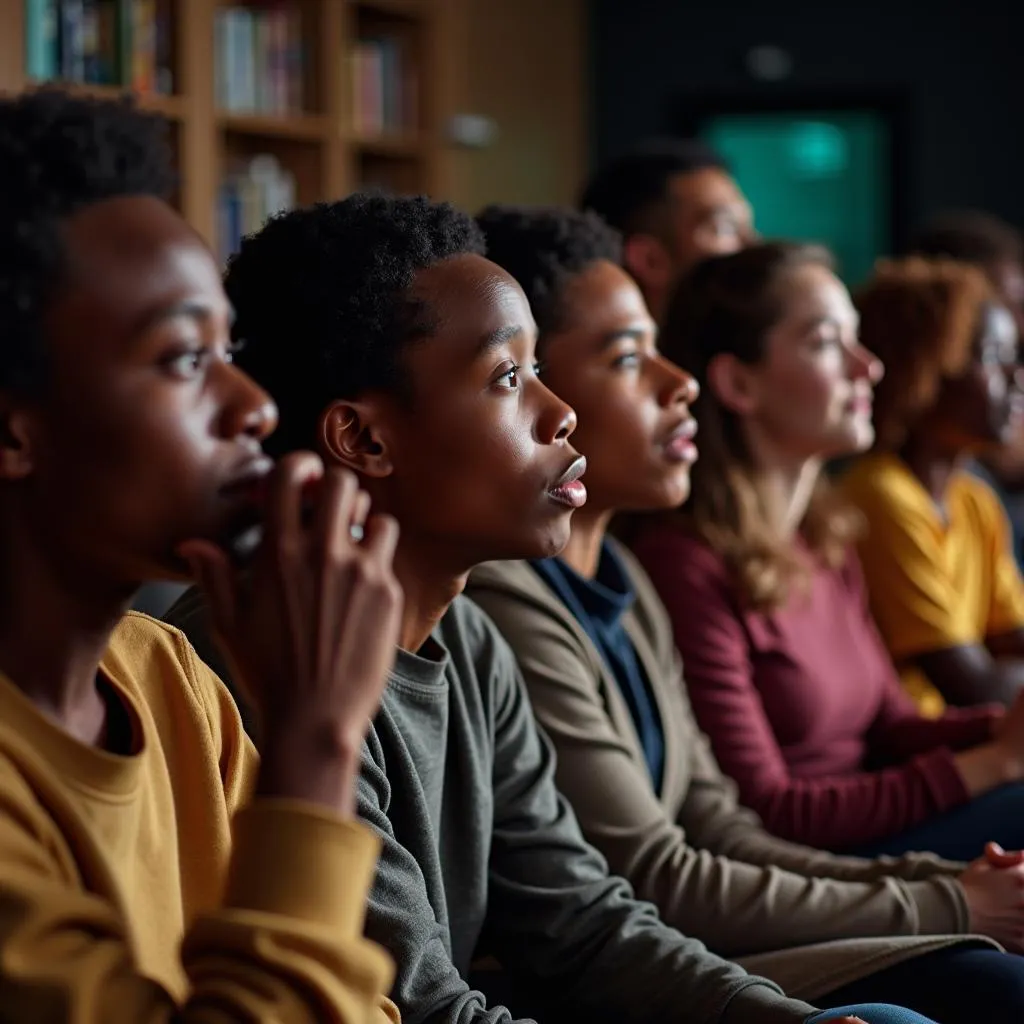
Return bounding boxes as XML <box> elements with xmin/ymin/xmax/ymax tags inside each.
<box><xmin>165</xmin><ymin>193</ymin><xmax>936</xmax><ymax>1024</ymax></box>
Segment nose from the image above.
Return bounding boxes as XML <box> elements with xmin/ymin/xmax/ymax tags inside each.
<box><xmin>657</xmin><ymin>356</ymin><xmax>699</xmax><ymax>407</ymax></box>
<box><xmin>534</xmin><ymin>378</ymin><xmax>577</xmax><ymax>444</ymax></box>
<box><xmin>849</xmin><ymin>341</ymin><xmax>883</xmax><ymax>384</ymax></box>
<box><xmin>218</xmin><ymin>362</ymin><xmax>278</xmax><ymax>442</ymax></box>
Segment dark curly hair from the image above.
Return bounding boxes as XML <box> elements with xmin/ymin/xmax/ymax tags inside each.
<box><xmin>225</xmin><ymin>193</ymin><xmax>485</xmax><ymax>456</ymax></box>
<box><xmin>477</xmin><ymin>204</ymin><xmax>622</xmax><ymax>340</ymax></box>
<box><xmin>856</xmin><ymin>256</ymin><xmax>993</xmax><ymax>451</ymax></box>
<box><xmin>0</xmin><ymin>87</ymin><xmax>175</xmax><ymax>396</ymax></box>
<box><xmin>580</xmin><ymin>138</ymin><xmax>728</xmax><ymax>241</ymax></box>
<box><xmin>911</xmin><ymin>210</ymin><xmax>1024</xmax><ymax>268</ymax></box>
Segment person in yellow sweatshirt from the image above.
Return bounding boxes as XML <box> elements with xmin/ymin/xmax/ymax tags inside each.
<box><xmin>0</xmin><ymin>87</ymin><xmax>403</xmax><ymax>1023</ymax></box>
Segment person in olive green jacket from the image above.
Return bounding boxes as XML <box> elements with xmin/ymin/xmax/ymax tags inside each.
<box><xmin>467</xmin><ymin>204</ymin><xmax>1024</xmax><ymax>1024</ymax></box>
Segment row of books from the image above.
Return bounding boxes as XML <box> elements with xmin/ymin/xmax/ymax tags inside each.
<box><xmin>217</xmin><ymin>154</ymin><xmax>297</xmax><ymax>262</ymax></box>
<box><xmin>215</xmin><ymin>5</ymin><xmax>306</xmax><ymax>116</ymax></box>
<box><xmin>24</xmin><ymin>0</ymin><xmax>174</xmax><ymax>94</ymax></box>
<box><xmin>351</xmin><ymin>36</ymin><xmax>418</xmax><ymax>137</ymax></box>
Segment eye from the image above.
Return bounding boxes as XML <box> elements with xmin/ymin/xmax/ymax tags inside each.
<box><xmin>613</xmin><ymin>351</ymin><xmax>642</xmax><ymax>369</ymax></box>
<box><xmin>162</xmin><ymin>348</ymin><xmax>209</xmax><ymax>379</ymax></box>
<box><xmin>495</xmin><ymin>364</ymin><xmax>522</xmax><ymax>389</ymax></box>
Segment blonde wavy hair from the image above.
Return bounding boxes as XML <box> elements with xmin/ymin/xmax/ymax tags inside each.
<box><xmin>855</xmin><ymin>256</ymin><xmax>994</xmax><ymax>451</ymax></box>
<box><xmin>642</xmin><ymin>242</ymin><xmax>861</xmax><ymax>612</ymax></box>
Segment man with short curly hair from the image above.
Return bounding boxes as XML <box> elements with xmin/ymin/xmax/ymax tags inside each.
<box><xmin>0</xmin><ymin>87</ymin><xmax>403</xmax><ymax>1022</ymax></box>
<box><xmin>580</xmin><ymin>139</ymin><xmax>755</xmax><ymax>324</ymax></box>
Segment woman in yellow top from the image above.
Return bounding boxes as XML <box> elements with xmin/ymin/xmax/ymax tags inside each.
<box><xmin>0</xmin><ymin>88</ymin><xmax>403</xmax><ymax>1022</ymax></box>
<box><xmin>843</xmin><ymin>257</ymin><xmax>1024</xmax><ymax>717</ymax></box>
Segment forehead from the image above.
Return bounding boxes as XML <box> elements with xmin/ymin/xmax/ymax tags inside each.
<box><xmin>777</xmin><ymin>263</ymin><xmax>855</xmax><ymax>322</ymax></box>
<box><xmin>410</xmin><ymin>252</ymin><xmax>534</xmax><ymax>351</ymax></box>
<box><xmin>558</xmin><ymin>260</ymin><xmax>653</xmax><ymax>334</ymax></box>
<box><xmin>667</xmin><ymin>168</ymin><xmax>746</xmax><ymax>217</ymax></box>
<box><xmin>50</xmin><ymin>196</ymin><xmax>226</xmax><ymax>354</ymax></box>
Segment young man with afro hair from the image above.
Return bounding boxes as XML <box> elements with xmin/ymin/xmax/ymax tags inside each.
<box><xmin>0</xmin><ymin>88</ymin><xmax>404</xmax><ymax>1021</ymax></box>
<box><xmin>167</xmin><ymin>192</ymin><xmax>935</xmax><ymax>1024</ymax></box>
<box><xmin>580</xmin><ymin>139</ymin><xmax>755</xmax><ymax>324</ymax></box>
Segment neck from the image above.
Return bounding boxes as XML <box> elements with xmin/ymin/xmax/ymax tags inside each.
<box><xmin>742</xmin><ymin>426</ymin><xmax>823</xmax><ymax>538</ymax></box>
<box><xmin>0</xmin><ymin>526</ymin><xmax>132</xmax><ymax>741</ymax></box>
<box><xmin>391</xmin><ymin>542</ymin><xmax>471</xmax><ymax>653</ymax></box>
<box><xmin>560</xmin><ymin>506</ymin><xmax>614</xmax><ymax>579</ymax></box>
<box><xmin>900</xmin><ymin>432</ymin><xmax>965</xmax><ymax>504</ymax></box>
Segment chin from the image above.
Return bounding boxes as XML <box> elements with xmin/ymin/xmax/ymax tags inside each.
<box><xmin>528</xmin><ymin>517</ymin><xmax>573</xmax><ymax>560</ymax></box>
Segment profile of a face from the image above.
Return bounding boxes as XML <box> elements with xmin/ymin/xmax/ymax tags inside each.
<box><xmin>931</xmin><ymin>302</ymin><xmax>1024</xmax><ymax>451</ymax></box>
<box><xmin>708</xmin><ymin>263</ymin><xmax>883</xmax><ymax>462</ymax></box>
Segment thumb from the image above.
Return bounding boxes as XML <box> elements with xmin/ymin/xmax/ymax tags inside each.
<box><xmin>985</xmin><ymin>841</ymin><xmax>1024</xmax><ymax>868</ymax></box>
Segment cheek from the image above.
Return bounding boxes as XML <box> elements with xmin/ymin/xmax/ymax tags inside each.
<box><xmin>764</xmin><ymin>366</ymin><xmax>839</xmax><ymax>429</ymax></box>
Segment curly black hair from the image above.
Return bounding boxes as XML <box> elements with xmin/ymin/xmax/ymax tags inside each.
<box><xmin>580</xmin><ymin>138</ymin><xmax>728</xmax><ymax>240</ymax></box>
<box><xmin>911</xmin><ymin>209</ymin><xmax>1024</xmax><ymax>267</ymax></box>
<box><xmin>477</xmin><ymin>204</ymin><xmax>622</xmax><ymax>339</ymax></box>
<box><xmin>225</xmin><ymin>192</ymin><xmax>485</xmax><ymax>456</ymax></box>
<box><xmin>0</xmin><ymin>87</ymin><xmax>175</xmax><ymax>396</ymax></box>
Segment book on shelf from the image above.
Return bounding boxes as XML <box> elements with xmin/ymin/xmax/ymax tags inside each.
<box><xmin>215</xmin><ymin>5</ymin><xmax>305</xmax><ymax>116</ymax></box>
<box><xmin>351</xmin><ymin>35</ymin><xmax>418</xmax><ymax>138</ymax></box>
<box><xmin>24</xmin><ymin>0</ymin><xmax>174</xmax><ymax>93</ymax></box>
<box><xmin>218</xmin><ymin>153</ymin><xmax>297</xmax><ymax>262</ymax></box>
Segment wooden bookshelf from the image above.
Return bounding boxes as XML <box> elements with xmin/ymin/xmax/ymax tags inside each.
<box><xmin>2</xmin><ymin>0</ymin><xmax>455</xmax><ymax>257</ymax></box>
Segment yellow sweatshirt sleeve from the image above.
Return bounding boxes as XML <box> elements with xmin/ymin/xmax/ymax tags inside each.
<box><xmin>0</xmin><ymin>757</ymin><xmax>394</xmax><ymax>1024</ymax></box>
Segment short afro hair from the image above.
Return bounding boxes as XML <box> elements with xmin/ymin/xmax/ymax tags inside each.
<box><xmin>911</xmin><ymin>210</ymin><xmax>1024</xmax><ymax>268</ymax></box>
<box><xmin>856</xmin><ymin>256</ymin><xmax>994</xmax><ymax>451</ymax></box>
<box><xmin>226</xmin><ymin>192</ymin><xmax>485</xmax><ymax>457</ymax></box>
<box><xmin>580</xmin><ymin>138</ymin><xmax>729</xmax><ymax>240</ymax></box>
<box><xmin>477</xmin><ymin>204</ymin><xmax>623</xmax><ymax>338</ymax></box>
<box><xmin>0</xmin><ymin>87</ymin><xmax>175</xmax><ymax>396</ymax></box>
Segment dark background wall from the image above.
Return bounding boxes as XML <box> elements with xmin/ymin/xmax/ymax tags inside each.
<box><xmin>589</xmin><ymin>0</ymin><xmax>1024</xmax><ymax>246</ymax></box>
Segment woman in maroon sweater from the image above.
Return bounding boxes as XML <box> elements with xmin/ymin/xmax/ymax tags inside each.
<box><xmin>629</xmin><ymin>242</ymin><xmax>1024</xmax><ymax>859</ymax></box>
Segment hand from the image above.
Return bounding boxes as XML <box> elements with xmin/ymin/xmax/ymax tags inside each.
<box><xmin>959</xmin><ymin>841</ymin><xmax>1024</xmax><ymax>952</ymax></box>
<box><xmin>954</xmin><ymin>692</ymin><xmax>1024</xmax><ymax>794</ymax></box>
<box><xmin>179</xmin><ymin>452</ymin><xmax>403</xmax><ymax>817</ymax></box>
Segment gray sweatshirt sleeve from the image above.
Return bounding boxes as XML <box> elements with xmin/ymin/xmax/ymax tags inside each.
<box><xmin>480</xmin><ymin>640</ymin><xmax>817</xmax><ymax>1024</ymax></box>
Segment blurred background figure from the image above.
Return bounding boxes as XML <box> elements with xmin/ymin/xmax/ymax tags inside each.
<box><xmin>581</xmin><ymin>139</ymin><xmax>756</xmax><ymax>323</ymax></box>
<box><xmin>845</xmin><ymin>258</ymin><xmax>1024</xmax><ymax>716</ymax></box>
<box><xmin>910</xmin><ymin>211</ymin><xmax>1024</xmax><ymax>569</ymax></box>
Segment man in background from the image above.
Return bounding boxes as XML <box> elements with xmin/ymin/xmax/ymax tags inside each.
<box><xmin>581</xmin><ymin>138</ymin><xmax>755</xmax><ymax>323</ymax></box>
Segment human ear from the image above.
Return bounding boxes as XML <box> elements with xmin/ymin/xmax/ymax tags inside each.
<box><xmin>706</xmin><ymin>352</ymin><xmax>761</xmax><ymax>417</ymax></box>
<box><xmin>319</xmin><ymin>399</ymin><xmax>393</xmax><ymax>478</ymax></box>
<box><xmin>622</xmin><ymin>234</ymin><xmax>675</xmax><ymax>293</ymax></box>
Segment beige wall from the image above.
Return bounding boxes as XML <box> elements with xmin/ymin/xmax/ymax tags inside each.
<box><xmin>443</xmin><ymin>0</ymin><xmax>587</xmax><ymax>214</ymax></box>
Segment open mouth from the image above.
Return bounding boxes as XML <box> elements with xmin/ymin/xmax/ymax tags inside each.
<box><xmin>547</xmin><ymin>455</ymin><xmax>588</xmax><ymax>509</ymax></box>
<box><xmin>662</xmin><ymin>418</ymin><xmax>698</xmax><ymax>463</ymax></box>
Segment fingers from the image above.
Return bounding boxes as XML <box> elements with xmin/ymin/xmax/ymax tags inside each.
<box><xmin>265</xmin><ymin>451</ymin><xmax>325</xmax><ymax>548</ymax></box>
<box><xmin>361</xmin><ymin>512</ymin><xmax>400</xmax><ymax>568</ymax></box>
<box><xmin>985</xmin><ymin>840</ymin><xmax>1024</xmax><ymax>867</ymax></box>
<box><xmin>311</xmin><ymin>467</ymin><xmax>360</xmax><ymax>561</ymax></box>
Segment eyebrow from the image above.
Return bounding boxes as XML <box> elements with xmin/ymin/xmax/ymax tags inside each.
<box><xmin>476</xmin><ymin>323</ymin><xmax>525</xmax><ymax>356</ymax></box>
<box><xmin>598</xmin><ymin>326</ymin><xmax>653</xmax><ymax>351</ymax></box>
<box><xmin>134</xmin><ymin>298</ymin><xmax>230</xmax><ymax>336</ymax></box>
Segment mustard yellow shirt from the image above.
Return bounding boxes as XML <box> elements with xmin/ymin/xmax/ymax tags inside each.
<box><xmin>0</xmin><ymin>611</ymin><xmax>396</xmax><ymax>1023</ymax></box>
<box><xmin>842</xmin><ymin>453</ymin><xmax>1024</xmax><ymax>717</ymax></box>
